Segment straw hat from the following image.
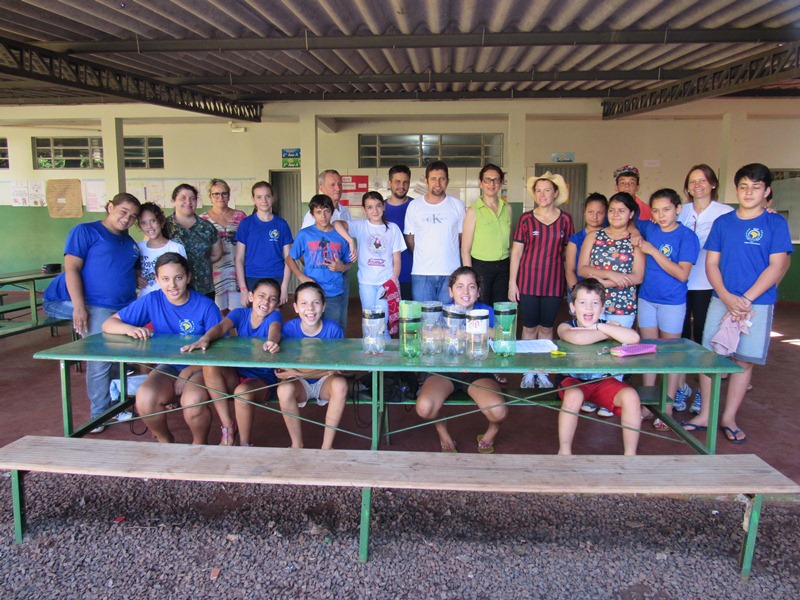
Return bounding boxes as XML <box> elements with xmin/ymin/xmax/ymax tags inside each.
<box><xmin>527</xmin><ymin>172</ymin><xmax>569</xmax><ymax>206</ymax></box>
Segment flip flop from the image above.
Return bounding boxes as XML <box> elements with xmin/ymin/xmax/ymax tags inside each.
<box><xmin>720</xmin><ymin>426</ymin><xmax>747</xmax><ymax>444</ymax></box>
<box><xmin>680</xmin><ymin>422</ymin><xmax>707</xmax><ymax>432</ymax></box>
<box><xmin>653</xmin><ymin>418</ymin><xmax>670</xmax><ymax>432</ymax></box>
<box><xmin>476</xmin><ymin>434</ymin><xmax>494</xmax><ymax>455</ymax></box>
<box><xmin>441</xmin><ymin>441</ymin><xmax>458</xmax><ymax>453</ymax></box>
<box><xmin>492</xmin><ymin>373</ymin><xmax>509</xmax><ymax>385</ymax></box>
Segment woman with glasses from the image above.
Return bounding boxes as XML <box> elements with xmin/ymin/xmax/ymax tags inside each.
<box><xmin>167</xmin><ymin>183</ymin><xmax>223</xmax><ymax>300</ymax></box>
<box><xmin>461</xmin><ymin>164</ymin><xmax>512</xmax><ymax>305</ymax></box>
<box><xmin>200</xmin><ymin>178</ymin><xmax>247</xmax><ymax>314</ymax></box>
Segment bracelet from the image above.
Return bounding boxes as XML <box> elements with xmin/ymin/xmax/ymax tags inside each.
<box><xmin>742</xmin><ymin>294</ymin><xmax>753</xmax><ymax>304</ymax></box>
<box><xmin>239</xmin><ymin>286</ymin><xmax>248</xmax><ymax>292</ymax></box>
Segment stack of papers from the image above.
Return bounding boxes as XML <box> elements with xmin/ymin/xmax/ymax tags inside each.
<box><xmin>489</xmin><ymin>339</ymin><xmax>558</xmax><ymax>354</ymax></box>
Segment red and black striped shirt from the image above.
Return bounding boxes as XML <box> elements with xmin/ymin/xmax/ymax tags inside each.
<box><xmin>513</xmin><ymin>210</ymin><xmax>575</xmax><ymax>296</ymax></box>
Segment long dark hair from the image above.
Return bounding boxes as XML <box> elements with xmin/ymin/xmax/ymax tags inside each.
<box><xmin>138</xmin><ymin>202</ymin><xmax>172</xmax><ymax>238</ymax></box>
<box><xmin>362</xmin><ymin>191</ymin><xmax>389</xmax><ymax>230</ymax></box>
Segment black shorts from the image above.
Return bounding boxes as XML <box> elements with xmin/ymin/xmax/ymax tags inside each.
<box><xmin>519</xmin><ymin>295</ymin><xmax>563</xmax><ymax>328</ymax></box>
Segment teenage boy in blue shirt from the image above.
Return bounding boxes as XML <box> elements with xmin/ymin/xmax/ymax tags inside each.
<box><xmin>682</xmin><ymin>163</ymin><xmax>792</xmax><ymax>444</ymax></box>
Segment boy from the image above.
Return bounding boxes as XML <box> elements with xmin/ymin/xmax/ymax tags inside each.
<box><xmin>286</xmin><ymin>194</ymin><xmax>352</xmax><ymax>331</ymax></box>
<box><xmin>683</xmin><ymin>163</ymin><xmax>792</xmax><ymax>443</ymax></box>
<box><xmin>556</xmin><ymin>278</ymin><xmax>642</xmax><ymax>455</ymax></box>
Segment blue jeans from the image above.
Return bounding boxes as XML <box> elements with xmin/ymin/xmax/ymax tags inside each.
<box><xmin>412</xmin><ymin>275</ymin><xmax>451</xmax><ymax>304</ymax></box>
<box><xmin>358</xmin><ymin>283</ymin><xmax>390</xmax><ymax>338</ymax></box>
<box><xmin>43</xmin><ymin>300</ymin><xmax>117</xmax><ymax>418</ymax></box>
<box><xmin>323</xmin><ymin>294</ymin><xmax>348</xmax><ymax>332</ymax></box>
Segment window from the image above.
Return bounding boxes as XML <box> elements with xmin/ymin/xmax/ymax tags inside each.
<box><xmin>0</xmin><ymin>138</ymin><xmax>8</xmax><ymax>169</ymax></box>
<box><xmin>33</xmin><ymin>137</ymin><xmax>104</xmax><ymax>169</ymax></box>
<box><xmin>359</xmin><ymin>133</ymin><xmax>503</xmax><ymax>168</ymax></box>
<box><xmin>124</xmin><ymin>136</ymin><xmax>164</xmax><ymax>169</ymax></box>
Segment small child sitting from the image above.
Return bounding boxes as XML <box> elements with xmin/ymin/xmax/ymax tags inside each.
<box><xmin>556</xmin><ymin>278</ymin><xmax>642</xmax><ymax>455</ymax></box>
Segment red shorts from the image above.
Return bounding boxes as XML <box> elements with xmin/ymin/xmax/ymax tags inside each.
<box><xmin>558</xmin><ymin>377</ymin><xmax>632</xmax><ymax>417</ymax></box>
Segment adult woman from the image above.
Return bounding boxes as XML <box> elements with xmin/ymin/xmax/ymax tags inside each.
<box><xmin>578</xmin><ymin>192</ymin><xmax>645</xmax><ymax>328</ymax></box>
<box><xmin>200</xmin><ymin>178</ymin><xmax>247</xmax><ymax>313</ymax></box>
<box><xmin>461</xmin><ymin>164</ymin><xmax>512</xmax><ymax>305</ymax></box>
<box><xmin>509</xmin><ymin>172</ymin><xmax>574</xmax><ymax>387</ymax></box>
<box><xmin>167</xmin><ymin>183</ymin><xmax>222</xmax><ymax>300</ymax></box>
<box><xmin>42</xmin><ymin>193</ymin><xmax>141</xmax><ymax>429</ymax></box>
<box><xmin>673</xmin><ymin>164</ymin><xmax>733</xmax><ymax>412</ymax></box>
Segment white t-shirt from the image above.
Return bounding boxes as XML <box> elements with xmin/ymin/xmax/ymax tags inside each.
<box><xmin>677</xmin><ymin>201</ymin><xmax>734</xmax><ymax>290</ymax></box>
<box><xmin>404</xmin><ymin>194</ymin><xmax>465</xmax><ymax>276</ymax></box>
<box><xmin>301</xmin><ymin>205</ymin><xmax>352</xmax><ymax>229</ymax></box>
<box><xmin>349</xmin><ymin>220</ymin><xmax>407</xmax><ymax>285</ymax></box>
<box><xmin>137</xmin><ymin>239</ymin><xmax>187</xmax><ymax>296</ymax></box>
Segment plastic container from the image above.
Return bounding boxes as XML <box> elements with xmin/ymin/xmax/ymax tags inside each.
<box><xmin>442</xmin><ymin>304</ymin><xmax>467</xmax><ymax>355</ymax></box>
<box><xmin>420</xmin><ymin>301</ymin><xmax>443</xmax><ymax>355</ymax></box>
<box><xmin>399</xmin><ymin>301</ymin><xmax>422</xmax><ymax>358</ymax></box>
<box><xmin>466</xmin><ymin>308</ymin><xmax>490</xmax><ymax>360</ymax></box>
<box><xmin>493</xmin><ymin>302</ymin><xmax>517</xmax><ymax>357</ymax></box>
<box><xmin>362</xmin><ymin>306</ymin><xmax>386</xmax><ymax>354</ymax></box>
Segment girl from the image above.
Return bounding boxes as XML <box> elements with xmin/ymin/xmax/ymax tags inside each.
<box><xmin>415</xmin><ymin>267</ymin><xmax>508</xmax><ymax>453</ymax></box>
<box><xmin>334</xmin><ymin>191</ymin><xmax>406</xmax><ymax>334</ymax></box>
<box><xmin>166</xmin><ymin>183</ymin><xmax>222</xmax><ymax>300</ymax></box>
<box><xmin>460</xmin><ymin>164</ymin><xmax>512</xmax><ymax>305</ymax></box>
<box><xmin>102</xmin><ymin>253</ymin><xmax>223</xmax><ymax>445</ymax></box>
<box><xmin>637</xmin><ymin>189</ymin><xmax>700</xmax><ymax>430</ymax></box>
<box><xmin>565</xmin><ymin>193</ymin><xmax>608</xmax><ymax>292</ymax></box>
<box><xmin>183</xmin><ymin>278</ymin><xmax>283</xmax><ymax>446</ymax></box>
<box><xmin>136</xmin><ymin>202</ymin><xmax>186</xmax><ymax>296</ymax></box>
<box><xmin>276</xmin><ymin>282</ymin><xmax>348</xmax><ymax>450</ymax></box>
<box><xmin>200</xmin><ymin>178</ymin><xmax>248</xmax><ymax>313</ymax></box>
<box><xmin>509</xmin><ymin>172</ymin><xmax>575</xmax><ymax>389</ymax></box>
<box><xmin>42</xmin><ymin>192</ymin><xmax>141</xmax><ymax>429</ymax></box>
<box><xmin>578</xmin><ymin>192</ymin><xmax>645</xmax><ymax>329</ymax></box>
<box><xmin>235</xmin><ymin>181</ymin><xmax>294</xmax><ymax>307</ymax></box>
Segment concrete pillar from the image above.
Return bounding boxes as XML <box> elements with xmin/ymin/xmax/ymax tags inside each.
<box><xmin>718</xmin><ymin>111</ymin><xmax>747</xmax><ymax>203</ymax></box>
<box><xmin>100</xmin><ymin>117</ymin><xmax>125</xmax><ymax>196</ymax></box>
<box><xmin>506</xmin><ymin>108</ymin><xmax>528</xmax><ymax>205</ymax></box>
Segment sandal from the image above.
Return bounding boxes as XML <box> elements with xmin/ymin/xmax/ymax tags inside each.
<box><xmin>492</xmin><ymin>373</ymin><xmax>508</xmax><ymax>385</ymax></box>
<box><xmin>476</xmin><ymin>434</ymin><xmax>495</xmax><ymax>454</ymax></box>
<box><xmin>653</xmin><ymin>418</ymin><xmax>670</xmax><ymax>432</ymax></box>
<box><xmin>440</xmin><ymin>440</ymin><xmax>458</xmax><ymax>453</ymax></box>
<box><xmin>219</xmin><ymin>422</ymin><xmax>237</xmax><ymax>446</ymax></box>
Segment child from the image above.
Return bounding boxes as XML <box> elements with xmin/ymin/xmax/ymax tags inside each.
<box><xmin>334</xmin><ymin>190</ymin><xmax>406</xmax><ymax>335</ymax></box>
<box><xmin>234</xmin><ymin>181</ymin><xmax>294</xmax><ymax>307</ymax></box>
<box><xmin>556</xmin><ymin>278</ymin><xmax>642</xmax><ymax>455</ymax></box>
<box><xmin>42</xmin><ymin>192</ymin><xmax>141</xmax><ymax>430</ymax></box>
<box><xmin>136</xmin><ymin>202</ymin><xmax>186</xmax><ymax>296</ymax></box>
<box><xmin>565</xmin><ymin>193</ymin><xmax>608</xmax><ymax>292</ymax></box>
<box><xmin>102</xmin><ymin>253</ymin><xmax>223</xmax><ymax>444</ymax></box>
<box><xmin>286</xmin><ymin>195</ymin><xmax>352</xmax><ymax>331</ymax></box>
<box><xmin>683</xmin><ymin>163</ymin><xmax>792</xmax><ymax>443</ymax></box>
<box><xmin>415</xmin><ymin>266</ymin><xmax>508</xmax><ymax>453</ymax></box>
<box><xmin>276</xmin><ymin>282</ymin><xmax>348</xmax><ymax>449</ymax></box>
<box><xmin>182</xmin><ymin>278</ymin><xmax>283</xmax><ymax>446</ymax></box>
<box><xmin>636</xmin><ymin>189</ymin><xmax>700</xmax><ymax>430</ymax></box>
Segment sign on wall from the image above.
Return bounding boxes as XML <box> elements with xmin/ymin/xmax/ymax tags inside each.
<box><xmin>282</xmin><ymin>148</ymin><xmax>301</xmax><ymax>168</ymax></box>
<box><xmin>340</xmin><ymin>175</ymin><xmax>369</xmax><ymax>207</ymax></box>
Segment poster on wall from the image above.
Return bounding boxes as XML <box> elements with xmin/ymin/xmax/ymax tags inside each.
<box><xmin>29</xmin><ymin>181</ymin><xmax>46</xmax><ymax>206</ymax></box>
<box><xmin>11</xmin><ymin>181</ymin><xmax>29</xmax><ymax>206</ymax></box>
<box><xmin>85</xmin><ymin>180</ymin><xmax>107</xmax><ymax>211</ymax></box>
<box><xmin>340</xmin><ymin>175</ymin><xmax>369</xmax><ymax>207</ymax></box>
<box><xmin>46</xmin><ymin>179</ymin><xmax>83</xmax><ymax>218</ymax></box>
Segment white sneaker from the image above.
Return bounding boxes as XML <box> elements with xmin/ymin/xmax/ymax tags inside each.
<box><xmin>580</xmin><ymin>402</ymin><xmax>598</xmax><ymax>413</ymax></box>
<box><xmin>89</xmin><ymin>425</ymin><xmax>106</xmax><ymax>434</ymax></box>
<box><xmin>597</xmin><ymin>406</ymin><xmax>614</xmax><ymax>418</ymax></box>
<box><xmin>535</xmin><ymin>373</ymin><xmax>554</xmax><ymax>388</ymax></box>
<box><xmin>520</xmin><ymin>372</ymin><xmax>537</xmax><ymax>388</ymax></box>
<box><xmin>111</xmin><ymin>410</ymin><xmax>134</xmax><ymax>423</ymax></box>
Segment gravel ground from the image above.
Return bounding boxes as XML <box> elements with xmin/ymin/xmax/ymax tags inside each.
<box><xmin>0</xmin><ymin>472</ymin><xmax>799</xmax><ymax>599</ymax></box>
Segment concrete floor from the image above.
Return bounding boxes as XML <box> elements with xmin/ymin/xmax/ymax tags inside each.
<box><xmin>1</xmin><ymin>295</ymin><xmax>799</xmax><ymax>484</ymax></box>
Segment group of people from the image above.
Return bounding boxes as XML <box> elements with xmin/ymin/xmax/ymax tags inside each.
<box><xmin>42</xmin><ymin>159</ymin><xmax>791</xmax><ymax>455</ymax></box>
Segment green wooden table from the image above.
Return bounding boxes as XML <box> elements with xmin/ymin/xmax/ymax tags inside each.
<box><xmin>34</xmin><ymin>333</ymin><xmax>740</xmax><ymax>454</ymax></box>
<box><xmin>0</xmin><ymin>269</ymin><xmax>62</xmax><ymax>338</ymax></box>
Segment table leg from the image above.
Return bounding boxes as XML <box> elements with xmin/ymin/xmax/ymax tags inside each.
<box><xmin>707</xmin><ymin>373</ymin><xmax>721</xmax><ymax>455</ymax></box>
<box><xmin>371</xmin><ymin>370</ymin><xmax>380</xmax><ymax>451</ymax></box>
<box><xmin>26</xmin><ymin>282</ymin><xmax>37</xmax><ymax>324</ymax></box>
<box><xmin>739</xmin><ymin>494</ymin><xmax>762</xmax><ymax>578</ymax></box>
<box><xmin>60</xmin><ymin>360</ymin><xmax>73</xmax><ymax>437</ymax></box>
<box><xmin>11</xmin><ymin>470</ymin><xmax>27</xmax><ymax>543</ymax></box>
<box><xmin>359</xmin><ymin>487</ymin><xmax>372</xmax><ymax>562</ymax></box>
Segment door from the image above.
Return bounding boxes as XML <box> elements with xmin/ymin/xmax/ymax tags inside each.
<box><xmin>534</xmin><ymin>163</ymin><xmax>588</xmax><ymax>231</ymax></box>
<box><xmin>269</xmin><ymin>170</ymin><xmax>303</xmax><ymax>294</ymax></box>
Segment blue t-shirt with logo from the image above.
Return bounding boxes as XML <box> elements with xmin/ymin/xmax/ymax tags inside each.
<box><xmin>227</xmin><ymin>307</ymin><xmax>282</xmax><ymax>383</ymax></box>
<box><xmin>235</xmin><ymin>214</ymin><xmax>294</xmax><ymax>280</ymax></box>
<box><xmin>705</xmin><ymin>211</ymin><xmax>793</xmax><ymax>305</ymax></box>
<box><xmin>289</xmin><ymin>226</ymin><xmax>351</xmax><ymax>298</ymax></box>
<box><xmin>282</xmin><ymin>317</ymin><xmax>344</xmax><ymax>384</ymax></box>
<box><xmin>639</xmin><ymin>221</ymin><xmax>700</xmax><ymax>305</ymax></box>
<box><xmin>117</xmin><ymin>289</ymin><xmax>222</xmax><ymax>335</ymax></box>
<box><xmin>44</xmin><ymin>221</ymin><xmax>140</xmax><ymax>310</ymax></box>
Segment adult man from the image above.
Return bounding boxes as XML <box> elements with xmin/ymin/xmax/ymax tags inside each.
<box><xmin>384</xmin><ymin>164</ymin><xmax>414</xmax><ymax>300</ymax></box>
<box><xmin>613</xmin><ymin>165</ymin><xmax>652</xmax><ymax>221</ymax></box>
<box><xmin>404</xmin><ymin>160</ymin><xmax>466</xmax><ymax>304</ymax></box>
<box><xmin>301</xmin><ymin>169</ymin><xmax>352</xmax><ymax>228</ymax></box>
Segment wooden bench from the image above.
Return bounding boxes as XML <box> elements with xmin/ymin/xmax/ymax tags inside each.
<box><xmin>1</xmin><ymin>436</ymin><xmax>798</xmax><ymax>576</ymax></box>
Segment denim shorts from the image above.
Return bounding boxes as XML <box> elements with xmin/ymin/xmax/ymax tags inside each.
<box><xmin>604</xmin><ymin>313</ymin><xmax>636</xmax><ymax>328</ymax></box>
<box><xmin>702</xmin><ymin>297</ymin><xmax>773</xmax><ymax>366</ymax></box>
<box><xmin>637</xmin><ymin>298</ymin><xmax>686</xmax><ymax>335</ymax></box>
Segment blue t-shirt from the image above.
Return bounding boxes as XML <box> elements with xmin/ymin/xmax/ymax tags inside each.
<box><xmin>568</xmin><ymin>229</ymin><xmax>588</xmax><ymax>280</ymax></box>
<box><xmin>705</xmin><ymin>211</ymin><xmax>793</xmax><ymax>305</ymax></box>
<box><xmin>117</xmin><ymin>289</ymin><xmax>222</xmax><ymax>335</ymax></box>
<box><xmin>44</xmin><ymin>221</ymin><xmax>140</xmax><ymax>310</ymax></box>
<box><xmin>638</xmin><ymin>221</ymin><xmax>700</xmax><ymax>305</ymax></box>
<box><xmin>289</xmin><ymin>226</ymin><xmax>351</xmax><ymax>298</ymax></box>
<box><xmin>235</xmin><ymin>214</ymin><xmax>294</xmax><ymax>280</ymax></box>
<box><xmin>282</xmin><ymin>318</ymin><xmax>344</xmax><ymax>384</ymax></box>
<box><xmin>384</xmin><ymin>199</ymin><xmax>413</xmax><ymax>284</ymax></box>
<box><xmin>226</xmin><ymin>307</ymin><xmax>283</xmax><ymax>383</ymax></box>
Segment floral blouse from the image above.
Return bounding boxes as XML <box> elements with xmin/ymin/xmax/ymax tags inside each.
<box><xmin>589</xmin><ymin>229</ymin><xmax>637</xmax><ymax>316</ymax></box>
<box><xmin>166</xmin><ymin>214</ymin><xmax>219</xmax><ymax>295</ymax></box>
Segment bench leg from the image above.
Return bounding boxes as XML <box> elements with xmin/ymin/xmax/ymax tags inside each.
<box><xmin>739</xmin><ymin>494</ymin><xmax>763</xmax><ymax>578</ymax></box>
<box><xmin>359</xmin><ymin>487</ymin><xmax>372</xmax><ymax>562</ymax></box>
<box><xmin>11</xmin><ymin>470</ymin><xmax>27</xmax><ymax>543</ymax></box>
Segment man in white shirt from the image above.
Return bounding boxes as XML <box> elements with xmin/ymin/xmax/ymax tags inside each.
<box><xmin>301</xmin><ymin>170</ymin><xmax>352</xmax><ymax>228</ymax></box>
<box><xmin>404</xmin><ymin>160</ymin><xmax>466</xmax><ymax>303</ymax></box>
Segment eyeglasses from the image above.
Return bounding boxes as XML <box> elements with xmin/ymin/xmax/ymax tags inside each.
<box><xmin>482</xmin><ymin>177</ymin><xmax>503</xmax><ymax>185</ymax></box>
<box><xmin>211</xmin><ymin>192</ymin><xmax>230</xmax><ymax>198</ymax></box>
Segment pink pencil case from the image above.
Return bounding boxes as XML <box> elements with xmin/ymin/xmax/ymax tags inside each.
<box><xmin>610</xmin><ymin>343</ymin><xmax>657</xmax><ymax>357</ymax></box>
